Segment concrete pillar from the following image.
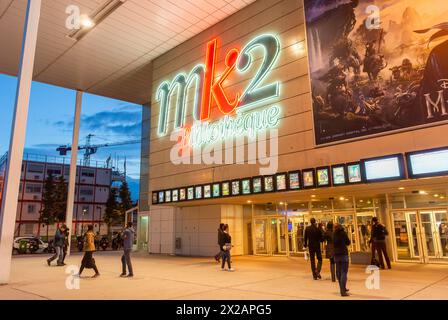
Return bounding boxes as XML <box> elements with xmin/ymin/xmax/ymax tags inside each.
<box><xmin>0</xmin><ymin>0</ymin><xmax>42</xmax><ymax>284</ymax></box>
<box><xmin>65</xmin><ymin>91</ymin><xmax>83</xmax><ymax>256</ymax></box>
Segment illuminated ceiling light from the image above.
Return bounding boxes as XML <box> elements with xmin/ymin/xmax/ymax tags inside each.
<box><xmin>279</xmin><ymin>202</ymin><xmax>284</xmax><ymax>205</ymax></box>
<box><xmin>68</xmin><ymin>0</ymin><xmax>125</xmax><ymax>41</ymax></box>
<box><xmin>434</xmin><ymin>194</ymin><xmax>439</xmax><ymax>198</ymax></box>
<box><xmin>419</xmin><ymin>190</ymin><xmax>428</xmax><ymax>195</ymax></box>
<box><xmin>359</xmin><ymin>200</ymin><xmax>364</xmax><ymax>203</ymax></box>
<box><xmin>80</xmin><ymin>15</ymin><xmax>95</xmax><ymax>28</ymax></box>
<box><xmin>339</xmin><ymin>197</ymin><xmax>345</xmax><ymax>201</ymax></box>
<box><xmin>311</xmin><ymin>195</ymin><xmax>316</xmax><ymax>198</ymax></box>
<box><xmin>247</xmin><ymin>200</ymin><xmax>252</xmax><ymax>203</ymax></box>
<box><xmin>292</xmin><ymin>41</ymin><xmax>305</xmax><ymax>55</ymax></box>
<box><xmin>398</xmin><ymin>187</ymin><xmax>405</xmax><ymax>190</ymax></box>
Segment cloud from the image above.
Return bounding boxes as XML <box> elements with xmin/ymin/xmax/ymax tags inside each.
<box><xmin>55</xmin><ymin>109</ymin><xmax>142</xmax><ymax>137</ymax></box>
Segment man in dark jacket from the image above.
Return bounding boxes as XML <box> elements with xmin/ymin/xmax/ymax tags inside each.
<box><xmin>214</xmin><ymin>223</ymin><xmax>225</xmax><ymax>262</ymax></box>
<box><xmin>370</xmin><ymin>217</ymin><xmax>391</xmax><ymax>269</ymax></box>
<box><xmin>304</xmin><ymin>218</ymin><xmax>323</xmax><ymax>280</ymax></box>
<box><xmin>333</xmin><ymin>223</ymin><xmax>351</xmax><ymax>297</ymax></box>
<box><xmin>47</xmin><ymin>224</ymin><xmax>67</xmax><ymax>266</ymax></box>
<box><xmin>120</xmin><ymin>222</ymin><xmax>135</xmax><ymax>277</ymax></box>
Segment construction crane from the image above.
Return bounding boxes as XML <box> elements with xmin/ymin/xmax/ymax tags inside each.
<box><xmin>56</xmin><ymin>134</ymin><xmax>140</xmax><ymax>166</ymax></box>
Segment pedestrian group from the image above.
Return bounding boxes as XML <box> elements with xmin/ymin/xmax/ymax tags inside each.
<box><xmin>46</xmin><ymin>222</ymin><xmax>135</xmax><ymax>279</ymax></box>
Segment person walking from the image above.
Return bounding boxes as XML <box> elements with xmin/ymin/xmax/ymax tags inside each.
<box><xmin>61</xmin><ymin>227</ymin><xmax>70</xmax><ymax>265</ymax></box>
<box><xmin>323</xmin><ymin>221</ymin><xmax>336</xmax><ymax>282</ymax></box>
<box><xmin>221</xmin><ymin>224</ymin><xmax>234</xmax><ymax>271</ymax></box>
<box><xmin>333</xmin><ymin>223</ymin><xmax>351</xmax><ymax>297</ymax></box>
<box><xmin>47</xmin><ymin>224</ymin><xmax>67</xmax><ymax>266</ymax></box>
<box><xmin>369</xmin><ymin>217</ymin><xmax>391</xmax><ymax>269</ymax></box>
<box><xmin>304</xmin><ymin>218</ymin><xmax>323</xmax><ymax>280</ymax></box>
<box><xmin>120</xmin><ymin>222</ymin><xmax>135</xmax><ymax>278</ymax></box>
<box><xmin>78</xmin><ymin>225</ymin><xmax>100</xmax><ymax>278</ymax></box>
<box><xmin>214</xmin><ymin>223</ymin><xmax>225</xmax><ymax>262</ymax></box>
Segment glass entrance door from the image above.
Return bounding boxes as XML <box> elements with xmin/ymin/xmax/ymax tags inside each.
<box><xmin>334</xmin><ymin>214</ymin><xmax>356</xmax><ymax>252</ymax></box>
<box><xmin>254</xmin><ymin>217</ymin><xmax>287</xmax><ymax>255</ymax></box>
<box><xmin>420</xmin><ymin>211</ymin><xmax>448</xmax><ymax>261</ymax></box>
<box><xmin>392</xmin><ymin>210</ymin><xmax>448</xmax><ymax>263</ymax></box>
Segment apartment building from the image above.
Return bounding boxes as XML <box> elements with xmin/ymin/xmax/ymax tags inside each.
<box><xmin>0</xmin><ymin>154</ymin><xmax>111</xmax><ymax>238</ymax></box>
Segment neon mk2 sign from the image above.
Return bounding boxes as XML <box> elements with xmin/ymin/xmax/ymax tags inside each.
<box><xmin>156</xmin><ymin>33</ymin><xmax>282</xmax><ymax>146</ymax></box>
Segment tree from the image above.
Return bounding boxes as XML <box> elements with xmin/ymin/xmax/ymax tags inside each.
<box><xmin>119</xmin><ymin>181</ymin><xmax>133</xmax><ymax>217</ymax></box>
<box><xmin>54</xmin><ymin>175</ymin><xmax>68</xmax><ymax>222</ymax></box>
<box><xmin>39</xmin><ymin>173</ymin><xmax>57</xmax><ymax>228</ymax></box>
<box><xmin>104</xmin><ymin>188</ymin><xmax>120</xmax><ymax>236</ymax></box>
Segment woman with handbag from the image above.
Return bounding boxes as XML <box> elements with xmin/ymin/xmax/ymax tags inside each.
<box><xmin>221</xmin><ymin>224</ymin><xmax>234</xmax><ymax>272</ymax></box>
<box><xmin>78</xmin><ymin>225</ymin><xmax>100</xmax><ymax>278</ymax></box>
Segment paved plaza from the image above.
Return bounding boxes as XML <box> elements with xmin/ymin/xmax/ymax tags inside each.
<box><xmin>1</xmin><ymin>252</ymin><xmax>447</xmax><ymax>300</ymax></box>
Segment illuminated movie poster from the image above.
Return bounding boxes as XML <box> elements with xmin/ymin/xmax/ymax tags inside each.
<box><xmin>304</xmin><ymin>0</ymin><xmax>448</xmax><ymax>144</ymax></box>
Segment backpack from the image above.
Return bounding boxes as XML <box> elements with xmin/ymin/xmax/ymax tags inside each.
<box><xmin>374</xmin><ymin>224</ymin><xmax>388</xmax><ymax>240</ymax></box>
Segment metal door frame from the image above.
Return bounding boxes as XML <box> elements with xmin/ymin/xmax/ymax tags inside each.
<box><xmin>391</xmin><ymin>208</ymin><xmax>448</xmax><ymax>264</ymax></box>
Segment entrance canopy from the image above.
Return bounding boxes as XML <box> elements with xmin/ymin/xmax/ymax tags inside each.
<box><xmin>0</xmin><ymin>0</ymin><xmax>254</xmax><ymax>104</ymax></box>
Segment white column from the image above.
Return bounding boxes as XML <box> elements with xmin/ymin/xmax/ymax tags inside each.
<box><xmin>0</xmin><ymin>0</ymin><xmax>42</xmax><ymax>284</ymax></box>
<box><xmin>65</xmin><ymin>91</ymin><xmax>83</xmax><ymax>256</ymax></box>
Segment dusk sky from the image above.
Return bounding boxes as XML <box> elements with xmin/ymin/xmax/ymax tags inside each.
<box><xmin>0</xmin><ymin>74</ymin><xmax>142</xmax><ymax>198</ymax></box>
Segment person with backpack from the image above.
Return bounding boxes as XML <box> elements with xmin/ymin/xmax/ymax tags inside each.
<box><xmin>304</xmin><ymin>218</ymin><xmax>324</xmax><ymax>280</ymax></box>
<box><xmin>369</xmin><ymin>217</ymin><xmax>391</xmax><ymax>269</ymax></box>
<box><xmin>47</xmin><ymin>224</ymin><xmax>67</xmax><ymax>266</ymax></box>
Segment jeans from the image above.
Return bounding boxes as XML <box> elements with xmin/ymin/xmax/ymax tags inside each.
<box><xmin>309</xmin><ymin>247</ymin><xmax>322</xmax><ymax>278</ymax></box>
<box><xmin>121</xmin><ymin>249</ymin><xmax>134</xmax><ymax>275</ymax></box>
<box><xmin>215</xmin><ymin>249</ymin><xmax>223</xmax><ymax>261</ymax></box>
<box><xmin>221</xmin><ymin>250</ymin><xmax>231</xmax><ymax>269</ymax></box>
<box><xmin>48</xmin><ymin>246</ymin><xmax>63</xmax><ymax>265</ymax></box>
<box><xmin>335</xmin><ymin>255</ymin><xmax>349</xmax><ymax>295</ymax></box>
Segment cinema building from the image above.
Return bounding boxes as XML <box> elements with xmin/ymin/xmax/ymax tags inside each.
<box><xmin>139</xmin><ymin>0</ymin><xmax>448</xmax><ymax>264</ymax></box>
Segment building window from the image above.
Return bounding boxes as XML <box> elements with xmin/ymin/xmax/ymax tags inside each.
<box><xmin>47</xmin><ymin>166</ymin><xmax>62</xmax><ymax>176</ymax></box>
<box><xmin>82</xmin><ymin>206</ymin><xmax>89</xmax><ymax>215</ymax></box>
<box><xmin>80</xmin><ymin>188</ymin><xmax>94</xmax><ymax>196</ymax></box>
<box><xmin>81</xmin><ymin>169</ymin><xmax>95</xmax><ymax>178</ymax></box>
<box><xmin>23</xmin><ymin>223</ymin><xmax>34</xmax><ymax>235</ymax></box>
<box><xmin>28</xmin><ymin>164</ymin><xmax>44</xmax><ymax>173</ymax></box>
<box><xmin>27</xmin><ymin>204</ymin><xmax>36</xmax><ymax>214</ymax></box>
<box><xmin>25</xmin><ymin>183</ymin><xmax>42</xmax><ymax>194</ymax></box>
